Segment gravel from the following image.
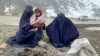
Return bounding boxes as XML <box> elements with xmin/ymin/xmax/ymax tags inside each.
<box><xmin>0</xmin><ymin>24</ymin><xmax>100</xmax><ymax>56</ymax></box>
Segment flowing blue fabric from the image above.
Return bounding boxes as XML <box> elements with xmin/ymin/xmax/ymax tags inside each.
<box><xmin>46</xmin><ymin>13</ymin><xmax>79</xmax><ymax>48</ymax></box>
<box><xmin>7</xmin><ymin>5</ymin><xmax>43</xmax><ymax>48</ymax></box>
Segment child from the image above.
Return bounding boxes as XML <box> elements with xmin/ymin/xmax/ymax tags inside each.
<box><xmin>30</xmin><ymin>7</ymin><xmax>45</xmax><ymax>31</ymax></box>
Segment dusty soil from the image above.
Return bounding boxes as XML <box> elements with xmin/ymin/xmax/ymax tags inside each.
<box><xmin>0</xmin><ymin>24</ymin><xmax>100</xmax><ymax>56</ymax></box>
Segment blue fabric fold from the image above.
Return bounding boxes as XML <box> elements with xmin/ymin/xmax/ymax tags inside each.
<box><xmin>46</xmin><ymin>13</ymin><xmax>79</xmax><ymax>48</ymax></box>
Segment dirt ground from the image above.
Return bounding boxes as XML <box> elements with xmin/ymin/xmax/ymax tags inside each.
<box><xmin>76</xmin><ymin>24</ymin><xmax>100</xmax><ymax>56</ymax></box>
<box><xmin>0</xmin><ymin>24</ymin><xmax>100</xmax><ymax>56</ymax></box>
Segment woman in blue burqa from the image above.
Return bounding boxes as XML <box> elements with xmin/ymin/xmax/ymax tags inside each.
<box><xmin>46</xmin><ymin>13</ymin><xmax>79</xmax><ymax>48</ymax></box>
<box><xmin>7</xmin><ymin>5</ymin><xmax>46</xmax><ymax>48</ymax></box>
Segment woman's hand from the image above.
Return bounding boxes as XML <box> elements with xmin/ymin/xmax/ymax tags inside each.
<box><xmin>32</xmin><ymin>23</ymin><xmax>44</xmax><ymax>28</ymax></box>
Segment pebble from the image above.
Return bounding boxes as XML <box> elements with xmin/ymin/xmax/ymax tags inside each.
<box><xmin>95</xmin><ymin>45</ymin><xmax>99</xmax><ymax>49</ymax></box>
<box><xmin>0</xmin><ymin>43</ymin><xmax>7</xmax><ymax>48</ymax></box>
<box><xmin>99</xmin><ymin>41</ymin><xmax>100</xmax><ymax>44</ymax></box>
<box><xmin>38</xmin><ymin>40</ymin><xmax>47</xmax><ymax>48</ymax></box>
<box><xmin>0</xmin><ymin>50</ymin><xmax>3</xmax><ymax>53</ymax></box>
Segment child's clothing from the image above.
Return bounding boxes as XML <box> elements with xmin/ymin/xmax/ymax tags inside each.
<box><xmin>30</xmin><ymin>14</ymin><xmax>45</xmax><ymax>31</ymax></box>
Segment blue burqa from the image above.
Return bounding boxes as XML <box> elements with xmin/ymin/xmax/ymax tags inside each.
<box><xmin>7</xmin><ymin>5</ymin><xmax>43</xmax><ymax>48</ymax></box>
<box><xmin>46</xmin><ymin>13</ymin><xmax>79</xmax><ymax>48</ymax></box>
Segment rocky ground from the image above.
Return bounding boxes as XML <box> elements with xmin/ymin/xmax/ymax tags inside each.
<box><xmin>0</xmin><ymin>24</ymin><xmax>100</xmax><ymax>56</ymax></box>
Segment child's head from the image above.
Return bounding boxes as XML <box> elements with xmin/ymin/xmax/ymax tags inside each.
<box><xmin>34</xmin><ymin>7</ymin><xmax>42</xmax><ymax>17</ymax></box>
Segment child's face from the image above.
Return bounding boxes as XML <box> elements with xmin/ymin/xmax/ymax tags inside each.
<box><xmin>35</xmin><ymin>11</ymin><xmax>41</xmax><ymax>17</ymax></box>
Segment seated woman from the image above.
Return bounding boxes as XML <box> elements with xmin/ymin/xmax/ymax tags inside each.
<box><xmin>7</xmin><ymin>5</ymin><xmax>45</xmax><ymax>48</ymax></box>
<box><xmin>46</xmin><ymin>13</ymin><xmax>79</xmax><ymax>48</ymax></box>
